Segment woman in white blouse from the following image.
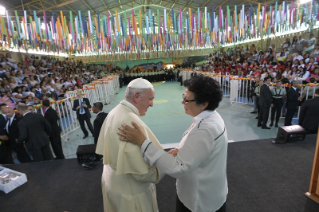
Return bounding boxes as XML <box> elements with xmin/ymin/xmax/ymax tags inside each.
<box><xmin>119</xmin><ymin>75</ymin><xmax>228</xmax><ymax>212</ymax></box>
<box><xmin>288</xmin><ymin>67</ymin><xmax>298</xmax><ymax>82</ymax></box>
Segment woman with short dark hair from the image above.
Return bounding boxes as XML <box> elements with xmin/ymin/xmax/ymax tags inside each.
<box><xmin>119</xmin><ymin>75</ymin><xmax>228</xmax><ymax>212</ymax></box>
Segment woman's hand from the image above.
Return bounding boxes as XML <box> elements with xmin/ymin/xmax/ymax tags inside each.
<box><xmin>167</xmin><ymin>148</ymin><xmax>179</xmax><ymax>157</ymax></box>
<box><xmin>118</xmin><ymin>121</ymin><xmax>147</xmax><ymax>146</ymax></box>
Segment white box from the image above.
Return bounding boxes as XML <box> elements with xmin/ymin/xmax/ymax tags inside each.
<box><xmin>0</xmin><ymin>167</ymin><xmax>28</xmax><ymax>194</ymax></box>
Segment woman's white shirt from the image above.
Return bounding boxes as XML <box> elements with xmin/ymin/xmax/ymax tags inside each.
<box><xmin>140</xmin><ymin>110</ymin><xmax>228</xmax><ymax>212</ymax></box>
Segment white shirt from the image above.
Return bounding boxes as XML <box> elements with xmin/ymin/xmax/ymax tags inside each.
<box><xmin>6</xmin><ymin>114</ymin><xmax>15</xmax><ymax>133</ymax></box>
<box><xmin>293</xmin><ymin>55</ymin><xmax>304</xmax><ymax>61</ymax></box>
<box><xmin>140</xmin><ymin>110</ymin><xmax>228</xmax><ymax>212</ymax></box>
<box><xmin>79</xmin><ymin>99</ymin><xmax>86</xmax><ymax>115</ymax></box>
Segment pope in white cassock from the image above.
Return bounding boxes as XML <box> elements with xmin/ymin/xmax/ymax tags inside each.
<box><xmin>96</xmin><ymin>78</ymin><xmax>165</xmax><ymax>212</ymax></box>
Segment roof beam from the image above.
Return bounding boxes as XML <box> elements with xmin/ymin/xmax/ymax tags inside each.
<box><xmin>200</xmin><ymin>0</ymin><xmax>210</xmax><ymax>7</ymax></box>
<box><xmin>34</xmin><ymin>0</ymin><xmax>79</xmax><ymax>14</ymax></box>
<box><xmin>12</xmin><ymin>0</ymin><xmax>40</xmax><ymax>10</ymax></box>
<box><xmin>161</xmin><ymin>0</ymin><xmax>197</xmax><ymax>10</ymax></box>
<box><xmin>182</xmin><ymin>0</ymin><xmax>192</xmax><ymax>11</ymax></box>
<box><xmin>101</xmin><ymin>0</ymin><xmax>108</xmax><ymax>8</ymax></box>
<box><xmin>82</xmin><ymin>0</ymin><xmax>95</xmax><ymax>11</ymax></box>
<box><xmin>218</xmin><ymin>0</ymin><xmax>229</xmax><ymax>7</ymax></box>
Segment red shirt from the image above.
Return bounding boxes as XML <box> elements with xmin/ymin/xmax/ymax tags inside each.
<box><xmin>254</xmin><ymin>70</ymin><xmax>261</xmax><ymax>77</ymax></box>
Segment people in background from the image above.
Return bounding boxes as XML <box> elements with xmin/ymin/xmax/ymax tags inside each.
<box><xmin>270</xmin><ymin>81</ymin><xmax>286</xmax><ymax>127</ymax></box>
<box><xmin>299</xmin><ymin>89</ymin><xmax>319</xmax><ymax>134</ymax></box>
<box><xmin>72</xmin><ymin>91</ymin><xmax>94</xmax><ymax>139</ymax></box>
<box><xmin>16</xmin><ymin>104</ymin><xmax>53</xmax><ymax>162</ymax></box>
<box><xmin>285</xmin><ymin>80</ymin><xmax>300</xmax><ymax>126</ymax></box>
<box><xmin>92</xmin><ymin>102</ymin><xmax>108</xmax><ymax>145</ymax></box>
<box><xmin>43</xmin><ymin>100</ymin><xmax>65</xmax><ymax>159</ymax></box>
<box><xmin>258</xmin><ymin>77</ymin><xmax>272</xmax><ymax>129</ymax></box>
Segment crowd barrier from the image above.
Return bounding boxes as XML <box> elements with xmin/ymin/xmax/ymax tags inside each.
<box><xmin>182</xmin><ymin>71</ymin><xmax>318</xmax><ymax>121</ymax></box>
<box><xmin>34</xmin><ymin>76</ymin><xmax>119</xmax><ymax>142</ymax></box>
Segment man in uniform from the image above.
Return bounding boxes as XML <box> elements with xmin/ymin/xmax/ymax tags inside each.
<box><xmin>270</xmin><ymin>81</ymin><xmax>286</xmax><ymax>127</ymax></box>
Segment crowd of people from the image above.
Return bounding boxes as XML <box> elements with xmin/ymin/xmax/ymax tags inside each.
<box><xmin>0</xmin><ymin>31</ymin><xmax>318</xmax><ymax>164</ymax></box>
<box><xmin>185</xmin><ymin>33</ymin><xmax>318</xmax><ymax>132</ymax></box>
<box><xmin>0</xmin><ymin>52</ymin><xmax>121</xmax><ymax>164</ymax></box>
<box><xmin>0</xmin><ymin>53</ymin><xmax>124</xmax><ymax>109</ymax></box>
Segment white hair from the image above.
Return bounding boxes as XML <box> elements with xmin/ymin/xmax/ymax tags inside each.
<box><xmin>125</xmin><ymin>87</ymin><xmax>152</xmax><ymax>99</ymax></box>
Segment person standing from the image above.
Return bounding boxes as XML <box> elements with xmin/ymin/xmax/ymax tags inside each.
<box><xmin>270</xmin><ymin>81</ymin><xmax>286</xmax><ymax>127</ymax></box>
<box><xmin>250</xmin><ymin>77</ymin><xmax>260</xmax><ymax>114</ymax></box>
<box><xmin>16</xmin><ymin>104</ymin><xmax>53</xmax><ymax>162</ymax></box>
<box><xmin>254</xmin><ymin>80</ymin><xmax>263</xmax><ymax>119</ymax></box>
<box><xmin>284</xmin><ymin>80</ymin><xmax>300</xmax><ymax>126</ymax></box>
<box><xmin>92</xmin><ymin>102</ymin><xmax>108</xmax><ymax>144</ymax></box>
<box><xmin>72</xmin><ymin>91</ymin><xmax>94</xmax><ymax>139</ymax></box>
<box><xmin>0</xmin><ymin>129</ymin><xmax>10</xmax><ymax>164</ymax></box>
<box><xmin>258</xmin><ymin>77</ymin><xmax>273</xmax><ymax>129</ymax></box>
<box><xmin>43</xmin><ymin>100</ymin><xmax>65</xmax><ymax>159</ymax></box>
<box><xmin>119</xmin><ymin>75</ymin><xmax>228</xmax><ymax>212</ymax></box>
<box><xmin>96</xmin><ymin>78</ymin><xmax>164</xmax><ymax>212</ymax></box>
<box><xmin>3</xmin><ymin>106</ymin><xmax>31</xmax><ymax>163</ymax></box>
<box><xmin>299</xmin><ymin>89</ymin><xmax>319</xmax><ymax>134</ymax></box>
<box><xmin>0</xmin><ymin>103</ymin><xmax>8</xmax><ymax>129</ymax></box>
<box><xmin>119</xmin><ymin>71</ymin><xmax>125</xmax><ymax>88</ymax></box>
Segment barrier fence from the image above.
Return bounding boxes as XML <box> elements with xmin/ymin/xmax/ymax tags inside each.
<box><xmin>182</xmin><ymin>71</ymin><xmax>318</xmax><ymax>122</ymax></box>
<box><xmin>34</xmin><ymin>76</ymin><xmax>119</xmax><ymax>142</ymax></box>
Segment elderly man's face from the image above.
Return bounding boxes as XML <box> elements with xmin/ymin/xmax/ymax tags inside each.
<box><xmin>3</xmin><ymin>107</ymin><xmax>15</xmax><ymax>118</ymax></box>
<box><xmin>135</xmin><ymin>88</ymin><xmax>155</xmax><ymax>116</ymax></box>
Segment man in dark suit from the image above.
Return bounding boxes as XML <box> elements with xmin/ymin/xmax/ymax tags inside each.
<box><xmin>3</xmin><ymin>106</ymin><xmax>31</xmax><ymax>163</ymax></box>
<box><xmin>0</xmin><ymin>103</ymin><xmax>13</xmax><ymax>164</ymax></box>
<box><xmin>0</xmin><ymin>129</ymin><xmax>10</xmax><ymax>164</ymax></box>
<box><xmin>258</xmin><ymin>77</ymin><xmax>273</xmax><ymax>129</ymax></box>
<box><xmin>72</xmin><ymin>91</ymin><xmax>94</xmax><ymax>139</ymax></box>
<box><xmin>119</xmin><ymin>71</ymin><xmax>125</xmax><ymax>88</ymax></box>
<box><xmin>285</xmin><ymin>80</ymin><xmax>300</xmax><ymax>126</ymax></box>
<box><xmin>299</xmin><ymin>88</ymin><xmax>319</xmax><ymax>134</ymax></box>
<box><xmin>43</xmin><ymin>100</ymin><xmax>65</xmax><ymax>159</ymax></box>
<box><xmin>0</xmin><ymin>103</ymin><xmax>8</xmax><ymax>129</ymax></box>
<box><xmin>92</xmin><ymin>102</ymin><xmax>108</xmax><ymax>144</ymax></box>
<box><xmin>17</xmin><ymin>104</ymin><xmax>53</xmax><ymax>162</ymax></box>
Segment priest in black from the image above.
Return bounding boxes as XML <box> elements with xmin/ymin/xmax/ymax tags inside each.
<box><xmin>72</xmin><ymin>92</ymin><xmax>94</xmax><ymax>139</ymax></box>
<box><xmin>43</xmin><ymin>100</ymin><xmax>65</xmax><ymax>159</ymax></box>
<box><xmin>92</xmin><ymin>102</ymin><xmax>108</xmax><ymax>144</ymax></box>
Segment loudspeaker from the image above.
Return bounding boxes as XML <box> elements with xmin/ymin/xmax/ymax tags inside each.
<box><xmin>273</xmin><ymin>125</ymin><xmax>306</xmax><ymax>144</ymax></box>
<box><xmin>76</xmin><ymin>144</ymin><xmax>97</xmax><ymax>164</ymax></box>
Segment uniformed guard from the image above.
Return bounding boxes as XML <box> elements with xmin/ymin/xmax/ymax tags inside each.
<box><xmin>270</xmin><ymin>81</ymin><xmax>286</xmax><ymax>127</ymax></box>
<box><xmin>254</xmin><ymin>80</ymin><xmax>263</xmax><ymax>120</ymax></box>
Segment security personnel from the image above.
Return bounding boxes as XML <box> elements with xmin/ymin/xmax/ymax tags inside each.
<box><xmin>270</xmin><ymin>81</ymin><xmax>286</xmax><ymax>127</ymax></box>
<box><xmin>254</xmin><ymin>80</ymin><xmax>263</xmax><ymax>119</ymax></box>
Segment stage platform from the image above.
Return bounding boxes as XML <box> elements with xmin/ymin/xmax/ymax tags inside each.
<box><xmin>1</xmin><ymin>135</ymin><xmax>319</xmax><ymax>212</ymax></box>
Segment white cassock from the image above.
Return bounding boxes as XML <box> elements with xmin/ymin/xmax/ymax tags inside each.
<box><xmin>96</xmin><ymin>100</ymin><xmax>165</xmax><ymax>212</ymax></box>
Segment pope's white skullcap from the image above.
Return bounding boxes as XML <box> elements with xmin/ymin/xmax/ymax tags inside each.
<box><xmin>127</xmin><ymin>78</ymin><xmax>153</xmax><ymax>89</ymax></box>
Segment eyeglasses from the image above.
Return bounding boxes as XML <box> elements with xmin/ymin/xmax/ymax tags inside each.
<box><xmin>182</xmin><ymin>94</ymin><xmax>196</xmax><ymax>104</ymax></box>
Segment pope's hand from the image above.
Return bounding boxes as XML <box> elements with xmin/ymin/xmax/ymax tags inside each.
<box><xmin>168</xmin><ymin>148</ymin><xmax>179</xmax><ymax>157</ymax></box>
<box><xmin>118</xmin><ymin>121</ymin><xmax>147</xmax><ymax>146</ymax></box>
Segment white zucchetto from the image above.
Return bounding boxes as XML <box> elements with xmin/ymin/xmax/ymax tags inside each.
<box><xmin>127</xmin><ymin>78</ymin><xmax>153</xmax><ymax>89</ymax></box>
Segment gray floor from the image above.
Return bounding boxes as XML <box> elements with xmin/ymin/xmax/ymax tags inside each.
<box><xmin>62</xmin><ymin>81</ymin><xmax>281</xmax><ymax>159</ymax></box>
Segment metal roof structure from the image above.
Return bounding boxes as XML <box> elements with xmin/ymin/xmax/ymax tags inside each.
<box><xmin>1</xmin><ymin>0</ymin><xmax>282</xmax><ymax>21</ymax></box>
